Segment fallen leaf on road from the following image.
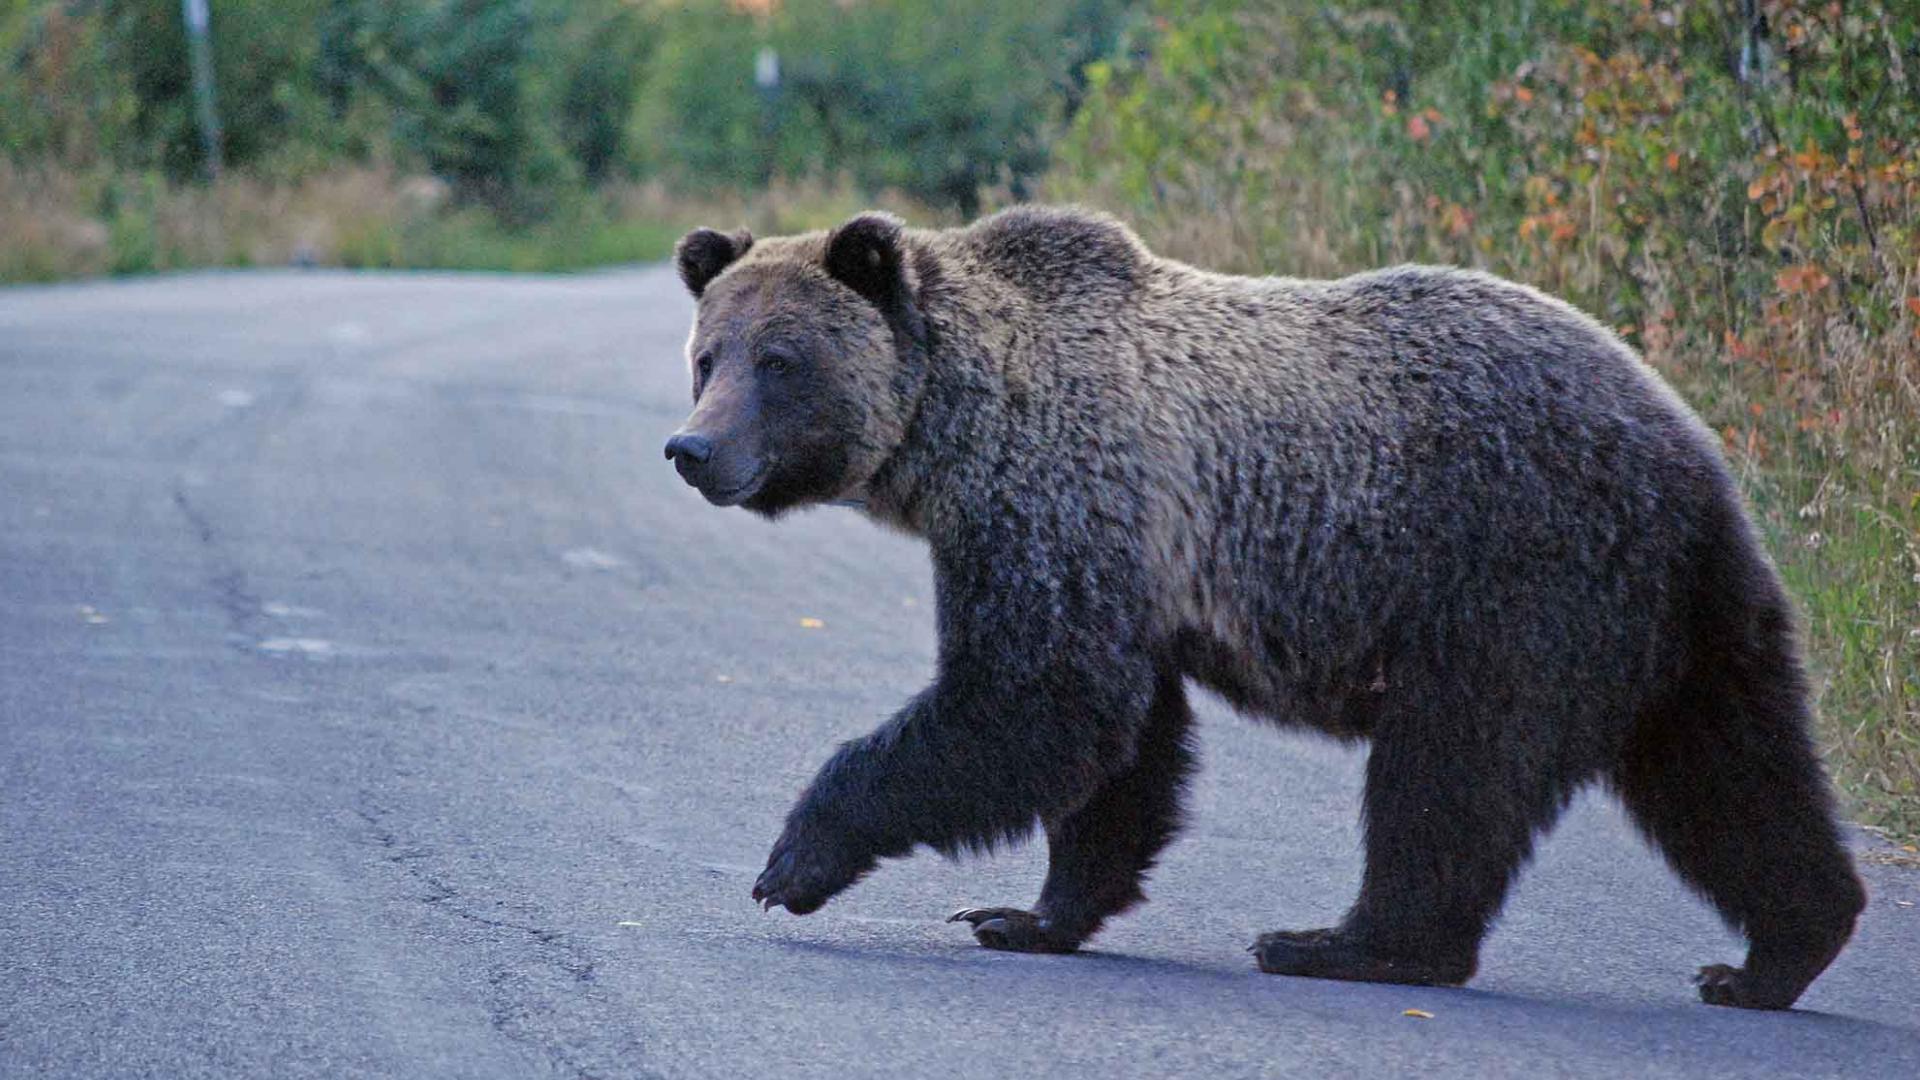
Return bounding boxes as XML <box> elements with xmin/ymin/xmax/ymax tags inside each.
<box><xmin>798</xmin><ymin>617</ymin><xmax>824</xmax><ymax>629</ymax></box>
<box><xmin>1403</xmin><ymin>1009</ymin><xmax>1434</xmax><ymax>1019</ymax></box>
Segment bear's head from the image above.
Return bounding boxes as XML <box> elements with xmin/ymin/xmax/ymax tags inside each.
<box><xmin>664</xmin><ymin>212</ymin><xmax>926</xmax><ymax>518</ymax></box>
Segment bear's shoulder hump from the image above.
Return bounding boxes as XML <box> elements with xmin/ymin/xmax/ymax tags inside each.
<box><xmin>962</xmin><ymin>205</ymin><xmax>1146</xmax><ymax>295</ymax></box>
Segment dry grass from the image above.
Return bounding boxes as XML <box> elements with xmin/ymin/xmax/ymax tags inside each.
<box><xmin>0</xmin><ymin>163</ymin><xmax>942</xmax><ymax>283</ymax></box>
<box><xmin>0</xmin><ymin>161</ymin><xmax>423</xmax><ymax>280</ymax></box>
<box><xmin>0</xmin><ymin>163</ymin><xmax>114</xmax><ymax>280</ymax></box>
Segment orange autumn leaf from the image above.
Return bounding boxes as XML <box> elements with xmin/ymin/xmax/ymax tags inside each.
<box><xmin>1775</xmin><ymin>264</ymin><xmax>1832</xmax><ymax>294</ymax></box>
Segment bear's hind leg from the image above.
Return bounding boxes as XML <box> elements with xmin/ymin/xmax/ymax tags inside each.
<box><xmin>1254</xmin><ymin>700</ymin><xmax>1572</xmax><ymax>986</ymax></box>
<box><xmin>953</xmin><ymin>672</ymin><xmax>1195</xmax><ymax>953</ymax></box>
<box><xmin>1614</xmin><ymin>593</ymin><xmax>1864</xmax><ymax>1010</ymax></box>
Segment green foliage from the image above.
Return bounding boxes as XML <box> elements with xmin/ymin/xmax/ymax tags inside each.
<box><xmin>346</xmin><ymin>0</ymin><xmax>579</xmax><ymax>219</ymax></box>
<box><xmin>9</xmin><ymin>0</ymin><xmax>1125</xmax><ymax>279</ymax></box>
<box><xmin>775</xmin><ymin>0</ymin><xmax>1124</xmax><ymax>211</ymax></box>
<box><xmin>627</xmin><ymin>0</ymin><xmax>1134</xmax><ymax>212</ymax></box>
<box><xmin>4</xmin><ymin>0</ymin><xmax>1133</xmax><ymax>219</ymax></box>
<box><xmin>624</xmin><ymin>2</ymin><xmax>769</xmax><ymax>190</ymax></box>
<box><xmin>2</xmin><ymin>0</ymin><xmax>648</xmax><ymax>216</ymax></box>
<box><xmin>101</xmin><ymin>0</ymin><xmax>342</xmax><ymax>178</ymax></box>
<box><xmin>549</xmin><ymin>0</ymin><xmax>653</xmax><ymax>183</ymax></box>
<box><xmin>0</xmin><ymin>2</ymin><xmax>138</xmax><ymax>167</ymax></box>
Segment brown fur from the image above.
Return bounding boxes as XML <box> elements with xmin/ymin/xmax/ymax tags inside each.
<box><xmin>667</xmin><ymin>206</ymin><xmax>1864</xmax><ymax>1009</ymax></box>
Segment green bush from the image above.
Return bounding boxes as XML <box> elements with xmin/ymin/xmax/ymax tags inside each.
<box><xmin>550</xmin><ymin>0</ymin><xmax>653</xmax><ymax>183</ymax></box>
<box><xmin>0</xmin><ymin>1</ymin><xmax>139</xmax><ymax>167</ymax></box>
<box><xmin>5</xmin><ymin>1</ymin><xmax>1131</xmax><ymax>220</ymax></box>
<box><xmin>311</xmin><ymin>0</ymin><xmax>576</xmax><ymax>218</ymax></box>
<box><xmin>627</xmin><ymin>0</ymin><xmax>1133</xmax><ymax>212</ymax></box>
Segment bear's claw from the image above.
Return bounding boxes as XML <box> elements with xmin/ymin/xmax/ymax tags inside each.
<box><xmin>949</xmin><ymin>907</ymin><xmax>1081</xmax><ymax>953</ymax></box>
<box><xmin>1695</xmin><ymin>963</ymin><xmax>1796</xmax><ymax>1010</ymax></box>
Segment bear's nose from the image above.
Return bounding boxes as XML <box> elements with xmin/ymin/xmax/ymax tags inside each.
<box><xmin>663</xmin><ymin>432</ymin><xmax>713</xmax><ymax>466</ymax></box>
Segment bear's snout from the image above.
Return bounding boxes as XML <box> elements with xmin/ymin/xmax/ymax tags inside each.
<box><xmin>664</xmin><ymin>430</ymin><xmax>721</xmax><ymax>493</ymax></box>
<box><xmin>664</xmin><ymin>429</ymin><xmax>765</xmax><ymax>506</ymax></box>
<box><xmin>664</xmin><ymin>431</ymin><xmax>714</xmax><ymax>468</ymax></box>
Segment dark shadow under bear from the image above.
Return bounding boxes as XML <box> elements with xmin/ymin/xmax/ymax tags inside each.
<box><xmin>663</xmin><ymin>206</ymin><xmax>1865</xmax><ymax>1010</ymax></box>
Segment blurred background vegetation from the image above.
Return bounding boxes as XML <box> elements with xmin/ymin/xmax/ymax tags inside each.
<box><xmin>3</xmin><ymin>0</ymin><xmax>1915</xmax><ymax>838</ymax></box>
<box><xmin>0</xmin><ymin>0</ymin><xmax>1126</xmax><ymax>274</ymax></box>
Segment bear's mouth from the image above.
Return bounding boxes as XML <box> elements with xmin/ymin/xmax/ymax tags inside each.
<box><xmin>701</xmin><ymin>464</ymin><xmax>770</xmax><ymax>507</ymax></box>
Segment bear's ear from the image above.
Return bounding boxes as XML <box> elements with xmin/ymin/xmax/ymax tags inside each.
<box><xmin>824</xmin><ymin>212</ymin><xmax>911</xmax><ymax>312</ymax></box>
<box><xmin>675</xmin><ymin>226</ymin><xmax>753</xmax><ymax>298</ymax></box>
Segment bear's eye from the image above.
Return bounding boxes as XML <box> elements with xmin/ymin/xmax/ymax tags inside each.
<box><xmin>760</xmin><ymin>349</ymin><xmax>795</xmax><ymax>376</ymax></box>
<box><xmin>695</xmin><ymin>352</ymin><xmax>714</xmax><ymax>382</ymax></box>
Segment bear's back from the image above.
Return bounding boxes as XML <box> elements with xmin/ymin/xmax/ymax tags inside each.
<box><xmin>958</xmin><ymin>206</ymin><xmax>1147</xmax><ymax>303</ymax></box>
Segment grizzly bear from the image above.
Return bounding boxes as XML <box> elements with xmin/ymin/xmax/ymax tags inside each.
<box><xmin>664</xmin><ymin>206</ymin><xmax>1864</xmax><ymax>1009</ymax></box>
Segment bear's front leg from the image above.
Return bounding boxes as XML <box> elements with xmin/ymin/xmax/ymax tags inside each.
<box><xmin>751</xmin><ymin>667</ymin><xmax>1153</xmax><ymax>915</ymax></box>
<box><xmin>753</xmin><ymin>653</ymin><xmax>1158</xmax><ymax>917</ymax></box>
<box><xmin>753</xmin><ymin>525</ymin><xmax>1159</xmax><ymax>919</ymax></box>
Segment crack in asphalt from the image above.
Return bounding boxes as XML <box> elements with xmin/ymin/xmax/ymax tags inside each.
<box><xmin>166</xmin><ymin>375</ymin><xmax>313</xmax><ymax>650</ymax></box>
<box><xmin>353</xmin><ymin>795</ymin><xmax>651</xmax><ymax>1080</ymax></box>
<box><xmin>171</xmin><ymin>482</ymin><xmax>269</xmax><ymax>645</ymax></box>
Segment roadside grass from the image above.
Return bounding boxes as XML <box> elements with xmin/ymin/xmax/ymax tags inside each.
<box><xmin>0</xmin><ymin>163</ymin><xmax>941</xmax><ymax>282</ymax></box>
<box><xmin>1755</xmin><ymin>469</ymin><xmax>1920</xmax><ymax>841</ymax></box>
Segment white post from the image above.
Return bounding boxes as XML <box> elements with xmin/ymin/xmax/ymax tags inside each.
<box><xmin>182</xmin><ymin>0</ymin><xmax>222</xmax><ymax>180</ymax></box>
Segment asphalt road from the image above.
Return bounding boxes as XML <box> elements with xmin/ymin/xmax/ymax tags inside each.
<box><xmin>3</xmin><ymin>268</ymin><xmax>1917</xmax><ymax>1079</ymax></box>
